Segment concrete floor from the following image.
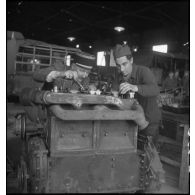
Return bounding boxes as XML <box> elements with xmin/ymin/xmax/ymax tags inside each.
<box><xmin>6</xmin><ymin>160</ymin><xmax>184</xmax><ymax>194</ymax></box>
<box><xmin>156</xmin><ymin>163</ymin><xmax>183</xmax><ymax>194</ymax></box>
<box><xmin>6</xmin><ymin>103</ymin><xmax>186</xmax><ymax>194</ymax></box>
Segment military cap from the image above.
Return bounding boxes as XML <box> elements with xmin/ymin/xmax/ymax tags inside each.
<box><xmin>113</xmin><ymin>44</ymin><xmax>132</xmax><ymax>58</ymax></box>
<box><xmin>74</xmin><ymin>52</ymin><xmax>96</xmax><ymax>70</ymax></box>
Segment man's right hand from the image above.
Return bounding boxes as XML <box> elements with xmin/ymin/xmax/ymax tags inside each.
<box><xmin>64</xmin><ymin>70</ymin><xmax>78</xmax><ymax>80</ymax></box>
<box><xmin>46</xmin><ymin>70</ymin><xmax>78</xmax><ymax>82</ymax></box>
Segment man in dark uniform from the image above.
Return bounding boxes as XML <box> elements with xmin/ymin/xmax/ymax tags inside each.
<box><xmin>162</xmin><ymin>71</ymin><xmax>177</xmax><ymax>91</ymax></box>
<box><xmin>24</xmin><ymin>52</ymin><xmax>95</xmax><ymax>124</ymax></box>
<box><xmin>113</xmin><ymin>44</ymin><xmax>165</xmax><ymax>185</ymax></box>
<box><xmin>182</xmin><ymin>70</ymin><xmax>189</xmax><ymax>105</ymax></box>
<box><xmin>113</xmin><ymin>44</ymin><xmax>161</xmax><ymax>145</ymax></box>
<box><xmin>33</xmin><ymin>52</ymin><xmax>95</xmax><ymax>91</ymax></box>
<box><xmin>174</xmin><ymin>70</ymin><xmax>182</xmax><ymax>88</ymax></box>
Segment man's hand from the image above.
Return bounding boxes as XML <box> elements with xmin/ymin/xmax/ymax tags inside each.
<box><xmin>119</xmin><ymin>82</ymin><xmax>138</xmax><ymax>94</ymax></box>
<box><xmin>46</xmin><ymin>70</ymin><xmax>78</xmax><ymax>82</ymax></box>
<box><xmin>64</xmin><ymin>70</ymin><xmax>78</xmax><ymax>80</ymax></box>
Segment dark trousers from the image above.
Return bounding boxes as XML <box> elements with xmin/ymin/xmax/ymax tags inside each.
<box><xmin>138</xmin><ymin>122</ymin><xmax>160</xmax><ymax>147</ymax></box>
<box><xmin>138</xmin><ymin>122</ymin><xmax>165</xmax><ymax>184</ymax></box>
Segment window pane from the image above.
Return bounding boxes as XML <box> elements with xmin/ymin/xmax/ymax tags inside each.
<box><xmin>152</xmin><ymin>45</ymin><xmax>168</xmax><ymax>53</ymax></box>
<box><xmin>97</xmin><ymin>51</ymin><xmax>106</xmax><ymax>66</ymax></box>
<box><xmin>16</xmin><ymin>63</ymin><xmax>23</xmax><ymax>72</ymax></box>
<box><xmin>16</xmin><ymin>63</ymin><xmax>33</xmax><ymax>72</ymax></box>
<box><xmin>35</xmin><ymin>56</ymin><xmax>50</xmax><ymax>65</ymax></box>
<box><xmin>39</xmin><ymin>65</ymin><xmax>49</xmax><ymax>69</ymax></box>
<box><xmin>23</xmin><ymin>56</ymin><xmax>33</xmax><ymax>63</ymax></box>
<box><xmin>18</xmin><ymin>46</ymin><xmax>33</xmax><ymax>54</ymax></box>
<box><xmin>52</xmin><ymin>51</ymin><xmax>65</xmax><ymax>58</ymax></box>
<box><xmin>66</xmin><ymin>55</ymin><xmax>71</xmax><ymax>66</ymax></box>
<box><xmin>16</xmin><ymin>55</ymin><xmax>22</xmax><ymax>61</ymax></box>
<box><xmin>35</xmin><ymin>48</ymin><xmax>50</xmax><ymax>56</ymax></box>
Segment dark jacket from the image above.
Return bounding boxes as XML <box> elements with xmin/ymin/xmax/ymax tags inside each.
<box><xmin>182</xmin><ymin>76</ymin><xmax>189</xmax><ymax>96</ymax></box>
<box><xmin>162</xmin><ymin>77</ymin><xmax>177</xmax><ymax>90</ymax></box>
<box><xmin>33</xmin><ymin>64</ymin><xmax>90</xmax><ymax>91</ymax></box>
<box><xmin>116</xmin><ymin>64</ymin><xmax>161</xmax><ymax>124</ymax></box>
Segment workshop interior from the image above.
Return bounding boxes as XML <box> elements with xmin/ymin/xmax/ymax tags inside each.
<box><xmin>7</xmin><ymin>0</ymin><xmax>189</xmax><ymax>193</ymax></box>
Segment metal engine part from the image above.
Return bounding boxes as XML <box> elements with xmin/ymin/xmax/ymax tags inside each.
<box><xmin>27</xmin><ymin>136</ymin><xmax>48</xmax><ymax>193</ymax></box>
<box><xmin>15</xmin><ymin>113</ymin><xmax>26</xmax><ymax>139</ymax></box>
<box><xmin>18</xmin><ymin>134</ymin><xmax>163</xmax><ymax>193</ymax></box>
<box><xmin>17</xmin><ymin>88</ymin><xmax>164</xmax><ymax>193</ymax></box>
<box><xmin>15</xmin><ymin>112</ymin><xmax>44</xmax><ymax>140</ymax></box>
<box><xmin>17</xmin><ymin>156</ymin><xmax>29</xmax><ymax>193</ymax></box>
<box><xmin>138</xmin><ymin>134</ymin><xmax>165</xmax><ymax>192</ymax></box>
<box><xmin>23</xmin><ymin>136</ymin><xmax>141</xmax><ymax>193</ymax></box>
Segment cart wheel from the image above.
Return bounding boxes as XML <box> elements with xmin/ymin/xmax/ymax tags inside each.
<box><xmin>17</xmin><ymin>157</ymin><xmax>29</xmax><ymax>193</ymax></box>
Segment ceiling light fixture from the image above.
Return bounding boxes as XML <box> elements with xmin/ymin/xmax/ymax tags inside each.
<box><xmin>18</xmin><ymin>1</ymin><xmax>23</xmax><ymax>6</ymax></box>
<box><xmin>114</xmin><ymin>26</ymin><xmax>125</xmax><ymax>32</ymax></box>
<box><xmin>89</xmin><ymin>45</ymin><xmax>92</xmax><ymax>48</ymax></box>
<box><xmin>133</xmin><ymin>48</ymin><xmax>138</xmax><ymax>52</ymax></box>
<box><xmin>67</xmin><ymin>37</ymin><xmax>75</xmax><ymax>42</ymax></box>
<box><xmin>123</xmin><ymin>41</ymin><xmax>127</xmax><ymax>45</ymax></box>
<box><xmin>76</xmin><ymin>44</ymin><xmax>79</xmax><ymax>48</ymax></box>
<box><xmin>183</xmin><ymin>42</ymin><xmax>189</xmax><ymax>46</ymax></box>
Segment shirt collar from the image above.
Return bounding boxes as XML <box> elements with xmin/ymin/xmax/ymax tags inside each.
<box><xmin>130</xmin><ymin>64</ymin><xmax>137</xmax><ymax>79</ymax></box>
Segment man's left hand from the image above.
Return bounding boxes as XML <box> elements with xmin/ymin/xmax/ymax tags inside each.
<box><xmin>119</xmin><ymin>82</ymin><xmax>138</xmax><ymax>94</ymax></box>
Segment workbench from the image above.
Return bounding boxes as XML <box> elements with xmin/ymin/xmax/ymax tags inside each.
<box><xmin>159</xmin><ymin>109</ymin><xmax>189</xmax><ymax>193</ymax></box>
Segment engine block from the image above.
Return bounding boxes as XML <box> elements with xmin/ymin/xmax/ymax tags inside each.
<box><xmin>17</xmin><ymin>89</ymin><xmax>163</xmax><ymax>193</ymax></box>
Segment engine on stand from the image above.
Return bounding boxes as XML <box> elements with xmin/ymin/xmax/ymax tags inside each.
<box><xmin>16</xmin><ymin>87</ymin><xmax>164</xmax><ymax>193</ymax></box>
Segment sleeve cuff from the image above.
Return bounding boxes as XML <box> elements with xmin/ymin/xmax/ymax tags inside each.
<box><xmin>137</xmin><ymin>85</ymin><xmax>142</xmax><ymax>94</ymax></box>
<box><xmin>139</xmin><ymin>120</ymin><xmax>149</xmax><ymax>130</ymax></box>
